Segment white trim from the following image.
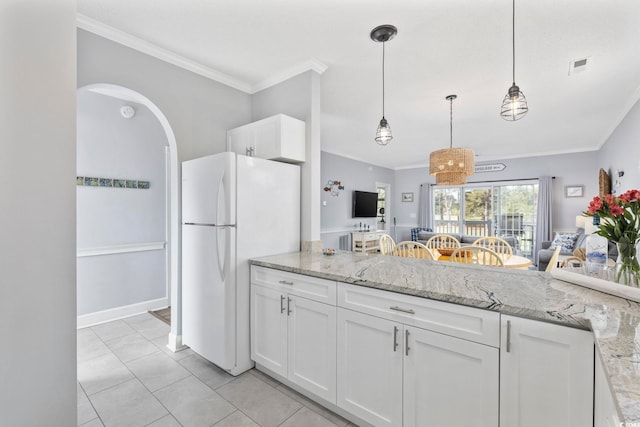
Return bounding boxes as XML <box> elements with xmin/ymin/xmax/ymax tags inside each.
<box><xmin>251</xmin><ymin>59</ymin><xmax>328</xmax><ymax>94</ymax></box>
<box><xmin>76</xmin><ymin>14</ymin><xmax>252</xmax><ymax>93</ymax></box>
<box><xmin>77</xmin><ymin>241</ymin><xmax>166</xmax><ymax>257</ymax></box>
<box><xmin>167</xmin><ymin>332</ymin><xmax>186</xmax><ymax>352</ymax></box>
<box><xmin>76</xmin><ymin>14</ymin><xmax>328</xmax><ymax>95</ymax></box>
<box><xmin>77</xmin><ymin>297</ymin><xmax>169</xmax><ymax>328</ymax></box>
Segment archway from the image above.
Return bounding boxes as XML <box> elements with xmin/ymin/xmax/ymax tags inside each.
<box><xmin>76</xmin><ymin>83</ymin><xmax>182</xmax><ymax>351</ymax></box>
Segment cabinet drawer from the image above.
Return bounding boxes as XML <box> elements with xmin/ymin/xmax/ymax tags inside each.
<box><xmin>252</xmin><ymin>266</ymin><xmax>336</xmax><ymax>305</ymax></box>
<box><xmin>338</xmin><ymin>283</ymin><xmax>499</xmax><ymax>347</ymax></box>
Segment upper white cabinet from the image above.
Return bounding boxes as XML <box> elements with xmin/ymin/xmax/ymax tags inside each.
<box><xmin>500</xmin><ymin>315</ymin><xmax>594</xmax><ymax>427</ymax></box>
<box><xmin>250</xmin><ymin>266</ymin><xmax>336</xmax><ymax>403</ymax></box>
<box><xmin>227</xmin><ymin>114</ymin><xmax>305</xmax><ymax>163</ymax></box>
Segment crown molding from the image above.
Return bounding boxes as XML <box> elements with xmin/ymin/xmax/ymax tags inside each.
<box><xmin>76</xmin><ymin>13</ymin><xmax>253</xmax><ymax>93</ymax></box>
<box><xmin>77</xmin><ymin>13</ymin><xmax>328</xmax><ymax>95</ymax></box>
<box><xmin>250</xmin><ymin>59</ymin><xmax>328</xmax><ymax>94</ymax></box>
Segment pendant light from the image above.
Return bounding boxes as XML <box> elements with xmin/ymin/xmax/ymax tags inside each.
<box><xmin>500</xmin><ymin>0</ymin><xmax>528</xmax><ymax>121</ymax></box>
<box><xmin>371</xmin><ymin>25</ymin><xmax>397</xmax><ymax>145</ymax></box>
<box><xmin>429</xmin><ymin>95</ymin><xmax>475</xmax><ymax>185</ymax></box>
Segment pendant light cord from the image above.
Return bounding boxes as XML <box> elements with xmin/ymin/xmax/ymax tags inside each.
<box><xmin>512</xmin><ymin>0</ymin><xmax>516</xmax><ymax>84</ymax></box>
<box><xmin>449</xmin><ymin>97</ymin><xmax>453</xmax><ymax>149</ymax></box>
<box><xmin>382</xmin><ymin>42</ymin><xmax>386</xmax><ymax>117</ymax></box>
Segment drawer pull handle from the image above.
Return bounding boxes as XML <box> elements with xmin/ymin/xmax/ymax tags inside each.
<box><xmin>405</xmin><ymin>329</ymin><xmax>410</xmax><ymax>356</ymax></box>
<box><xmin>506</xmin><ymin>320</ymin><xmax>512</xmax><ymax>353</ymax></box>
<box><xmin>280</xmin><ymin>295</ymin><xmax>286</xmax><ymax>314</ymax></box>
<box><xmin>279</xmin><ymin>280</ymin><xmax>294</xmax><ymax>285</ymax></box>
<box><xmin>390</xmin><ymin>306</ymin><xmax>415</xmax><ymax>314</ymax></box>
<box><xmin>393</xmin><ymin>326</ymin><xmax>399</xmax><ymax>352</ymax></box>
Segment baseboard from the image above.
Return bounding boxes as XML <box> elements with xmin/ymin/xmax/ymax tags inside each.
<box><xmin>77</xmin><ymin>297</ymin><xmax>169</xmax><ymax>328</ymax></box>
<box><xmin>167</xmin><ymin>332</ymin><xmax>187</xmax><ymax>353</ymax></box>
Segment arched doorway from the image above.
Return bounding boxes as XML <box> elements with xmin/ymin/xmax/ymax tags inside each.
<box><xmin>76</xmin><ymin>84</ymin><xmax>181</xmax><ymax>350</ymax></box>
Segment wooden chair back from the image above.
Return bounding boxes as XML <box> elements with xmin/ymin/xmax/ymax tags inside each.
<box><xmin>425</xmin><ymin>234</ymin><xmax>461</xmax><ymax>250</ymax></box>
<box><xmin>472</xmin><ymin>236</ymin><xmax>513</xmax><ymax>259</ymax></box>
<box><xmin>450</xmin><ymin>246</ymin><xmax>504</xmax><ymax>267</ymax></box>
<box><xmin>394</xmin><ymin>241</ymin><xmax>434</xmax><ymax>260</ymax></box>
<box><xmin>379</xmin><ymin>234</ymin><xmax>397</xmax><ymax>255</ymax></box>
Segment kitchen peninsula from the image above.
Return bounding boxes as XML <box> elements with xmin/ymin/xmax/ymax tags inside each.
<box><xmin>250</xmin><ymin>251</ymin><xmax>640</xmax><ymax>426</ymax></box>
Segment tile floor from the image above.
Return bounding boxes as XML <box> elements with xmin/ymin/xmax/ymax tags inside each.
<box><xmin>78</xmin><ymin>313</ymin><xmax>356</xmax><ymax>427</ymax></box>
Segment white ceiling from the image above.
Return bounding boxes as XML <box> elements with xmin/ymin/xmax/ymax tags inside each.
<box><xmin>77</xmin><ymin>0</ymin><xmax>640</xmax><ymax>170</ymax></box>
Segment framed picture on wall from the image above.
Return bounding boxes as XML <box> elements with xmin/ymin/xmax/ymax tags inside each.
<box><xmin>565</xmin><ymin>185</ymin><xmax>584</xmax><ymax>198</ymax></box>
<box><xmin>402</xmin><ymin>192</ymin><xmax>414</xmax><ymax>202</ymax></box>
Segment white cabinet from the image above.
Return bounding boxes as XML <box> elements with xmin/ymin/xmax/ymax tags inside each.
<box><xmin>594</xmin><ymin>351</ymin><xmax>622</xmax><ymax>427</ymax></box>
<box><xmin>351</xmin><ymin>231</ymin><xmax>385</xmax><ymax>253</ymax></box>
<box><xmin>337</xmin><ymin>283</ymin><xmax>499</xmax><ymax>427</ymax></box>
<box><xmin>337</xmin><ymin>308</ymin><xmax>403</xmax><ymax>426</ymax></box>
<box><xmin>250</xmin><ymin>266</ymin><xmax>336</xmax><ymax>403</ymax></box>
<box><xmin>227</xmin><ymin>114</ymin><xmax>305</xmax><ymax>163</ymax></box>
<box><xmin>500</xmin><ymin>315</ymin><xmax>594</xmax><ymax>427</ymax></box>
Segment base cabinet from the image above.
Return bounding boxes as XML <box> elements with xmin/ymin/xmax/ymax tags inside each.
<box><xmin>337</xmin><ymin>307</ymin><xmax>499</xmax><ymax>427</ymax></box>
<box><xmin>250</xmin><ymin>267</ymin><xmax>336</xmax><ymax>403</ymax></box>
<box><xmin>500</xmin><ymin>315</ymin><xmax>594</xmax><ymax>427</ymax></box>
<box><xmin>594</xmin><ymin>351</ymin><xmax>622</xmax><ymax>427</ymax></box>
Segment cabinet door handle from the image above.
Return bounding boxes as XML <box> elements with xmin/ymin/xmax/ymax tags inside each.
<box><xmin>393</xmin><ymin>326</ymin><xmax>399</xmax><ymax>352</ymax></box>
<box><xmin>279</xmin><ymin>280</ymin><xmax>294</xmax><ymax>285</ymax></box>
<box><xmin>405</xmin><ymin>329</ymin><xmax>410</xmax><ymax>356</ymax></box>
<box><xmin>506</xmin><ymin>320</ymin><xmax>512</xmax><ymax>353</ymax></box>
<box><xmin>280</xmin><ymin>295</ymin><xmax>286</xmax><ymax>314</ymax></box>
<box><xmin>390</xmin><ymin>306</ymin><xmax>415</xmax><ymax>314</ymax></box>
<box><xmin>287</xmin><ymin>297</ymin><xmax>292</xmax><ymax>316</ymax></box>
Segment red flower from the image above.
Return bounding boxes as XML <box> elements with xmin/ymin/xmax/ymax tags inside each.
<box><xmin>610</xmin><ymin>204</ymin><xmax>625</xmax><ymax>216</ymax></box>
<box><xmin>586</xmin><ymin>196</ymin><xmax>603</xmax><ymax>215</ymax></box>
<box><xmin>620</xmin><ymin>189</ymin><xmax>640</xmax><ymax>203</ymax></box>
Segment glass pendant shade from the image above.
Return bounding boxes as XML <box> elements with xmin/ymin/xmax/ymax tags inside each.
<box><xmin>375</xmin><ymin>117</ymin><xmax>392</xmax><ymax>145</ymax></box>
<box><xmin>429</xmin><ymin>147</ymin><xmax>475</xmax><ymax>185</ymax></box>
<box><xmin>500</xmin><ymin>83</ymin><xmax>528</xmax><ymax>121</ymax></box>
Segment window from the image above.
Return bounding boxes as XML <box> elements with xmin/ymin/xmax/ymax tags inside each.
<box><xmin>433</xmin><ymin>181</ymin><xmax>538</xmax><ymax>259</ymax></box>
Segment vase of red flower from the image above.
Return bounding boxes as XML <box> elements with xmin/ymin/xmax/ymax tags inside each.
<box><xmin>586</xmin><ymin>190</ymin><xmax>640</xmax><ymax>287</ymax></box>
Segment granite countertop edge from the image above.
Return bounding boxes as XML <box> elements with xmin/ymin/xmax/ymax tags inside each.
<box><xmin>250</xmin><ymin>251</ymin><xmax>640</xmax><ymax>423</ymax></box>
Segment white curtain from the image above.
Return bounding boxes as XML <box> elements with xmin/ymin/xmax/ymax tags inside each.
<box><xmin>535</xmin><ymin>176</ymin><xmax>554</xmax><ymax>264</ymax></box>
<box><xmin>418</xmin><ymin>184</ymin><xmax>433</xmax><ymax>230</ymax></box>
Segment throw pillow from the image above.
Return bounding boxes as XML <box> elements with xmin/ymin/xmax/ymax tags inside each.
<box><xmin>549</xmin><ymin>233</ymin><xmax>579</xmax><ymax>254</ymax></box>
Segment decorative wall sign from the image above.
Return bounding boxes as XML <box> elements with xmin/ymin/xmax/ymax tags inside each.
<box><xmin>475</xmin><ymin>163</ymin><xmax>506</xmax><ymax>173</ymax></box>
<box><xmin>77</xmin><ymin>176</ymin><xmax>150</xmax><ymax>189</ymax></box>
<box><xmin>323</xmin><ymin>180</ymin><xmax>344</xmax><ymax>196</ymax></box>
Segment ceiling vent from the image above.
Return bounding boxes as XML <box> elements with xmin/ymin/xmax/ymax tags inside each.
<box><xmin>569</xmin><ymin>56</ymin><xmax>591</xmax><ymax>75</ymax></box>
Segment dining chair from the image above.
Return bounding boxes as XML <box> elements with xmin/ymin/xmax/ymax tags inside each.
<box><xmin>379</xmin><ymin>234</ymin><xmax>397</xmax><ymax>255</ymax></box>
<box><xmin>560</xmin><ymin>256</ymin><xmax>584</xmax><ymax>268</ymax></box>
<box><xmin>425</xmin><ymin>234</ymin><xmax>461</xmax><ymax>250</ymax></box>
<box><xmin>394</xmin><ymin>241</ymin><xmax>434</xmax><ymax>260</ymax></box>
<box><xmin>472</xmin><ymin>236</ymin><xmax>513</xmax><ymax>260</ymax></box>
<box><xmin>450</xmin><ymin>246</ymin><xmax>504</xmax><ymax>267</ymax></box>
<box><xmin>545</xmin><ymin>246</ymin><xmax>562</xmax><ymax>272</ymax></box>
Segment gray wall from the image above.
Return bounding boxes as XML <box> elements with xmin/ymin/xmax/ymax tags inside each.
<box><xmin>77</xmin><ymin>29</ymin><xmax>252</xmax><ymax>162</ymax></box>
<box><xmin>0</xmin><ymin>2</ymin><xmax>77</xmax><ymax>425</ymax></box>
<box><xmin>321</xmin><ymin>151</ymin><xmax>395</xmax><ymax>249</ymax></box>
<box><xmin>322</xmin><ymin>151</ymin><xmax>600</xmax><ymax>247</ymax></box>
<box><xmin>252</xmin><ymin>71</ymin><xmax>323</xmax><ymax>244</ymax></box>
<box><xmin>598</xmin><ymin>98</ymin><xmax>640</xmax><ymax>193</ymax></box>
<box><xmin>77</xmin><ymin>90</ymin><xmax>168</xmax><ymax>315</ymax></box>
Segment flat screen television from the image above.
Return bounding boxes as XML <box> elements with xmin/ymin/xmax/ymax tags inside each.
<box><xmin>352</xmin><ymin>190</ymin><xmax>378</xmax><ymax>218</ymax></box>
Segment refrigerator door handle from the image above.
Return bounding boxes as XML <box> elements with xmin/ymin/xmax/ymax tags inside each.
<box><xmin>215</xmin><ymin>227</ymin><xmax>226</xmax><ymax>282</ymax></box>
<box><xmin>217</xmin><ymin>175</ymin><xmax>226</xmax><ymax>226</ymax></box>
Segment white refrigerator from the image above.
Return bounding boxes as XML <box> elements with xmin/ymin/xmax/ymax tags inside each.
<box><xmin>181</xmin><ymin>152</ymin><xmax>300</xmax><ymax>376</ymax></box>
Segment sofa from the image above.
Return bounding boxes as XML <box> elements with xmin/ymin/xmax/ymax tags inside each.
<box><xmin>411</xmin><ymin>228</ymin><xmax>518</xmax><ymax>250</ymax></box>
<box><xmin>536</xmin><ymin>228</ymin><xmax>618</xmax><ymax>271</ymax></box>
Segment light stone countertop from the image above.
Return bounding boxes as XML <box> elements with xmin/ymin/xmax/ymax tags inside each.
<box><xmin>250</xmin><ymin>251</ymin><xmax>640</xmax><ymax>423</ymax></box>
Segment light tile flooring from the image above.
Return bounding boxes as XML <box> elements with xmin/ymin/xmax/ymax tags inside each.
<box><xmin>78</xmin><ymin>313</ymin><xmax>356</xmax><ymax>427</ymax></box>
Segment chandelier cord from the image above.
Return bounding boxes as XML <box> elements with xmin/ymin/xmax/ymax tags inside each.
<box><xmin>449</xmin><ymin>96</ymin><xmax>453</xmax><ymax>149</ymax></box>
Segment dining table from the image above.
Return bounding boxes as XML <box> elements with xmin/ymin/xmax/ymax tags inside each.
<box><xmin>425</xmin><ymin>248</ymin><xmax>533</xmax><ymax>269</ymax></box>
